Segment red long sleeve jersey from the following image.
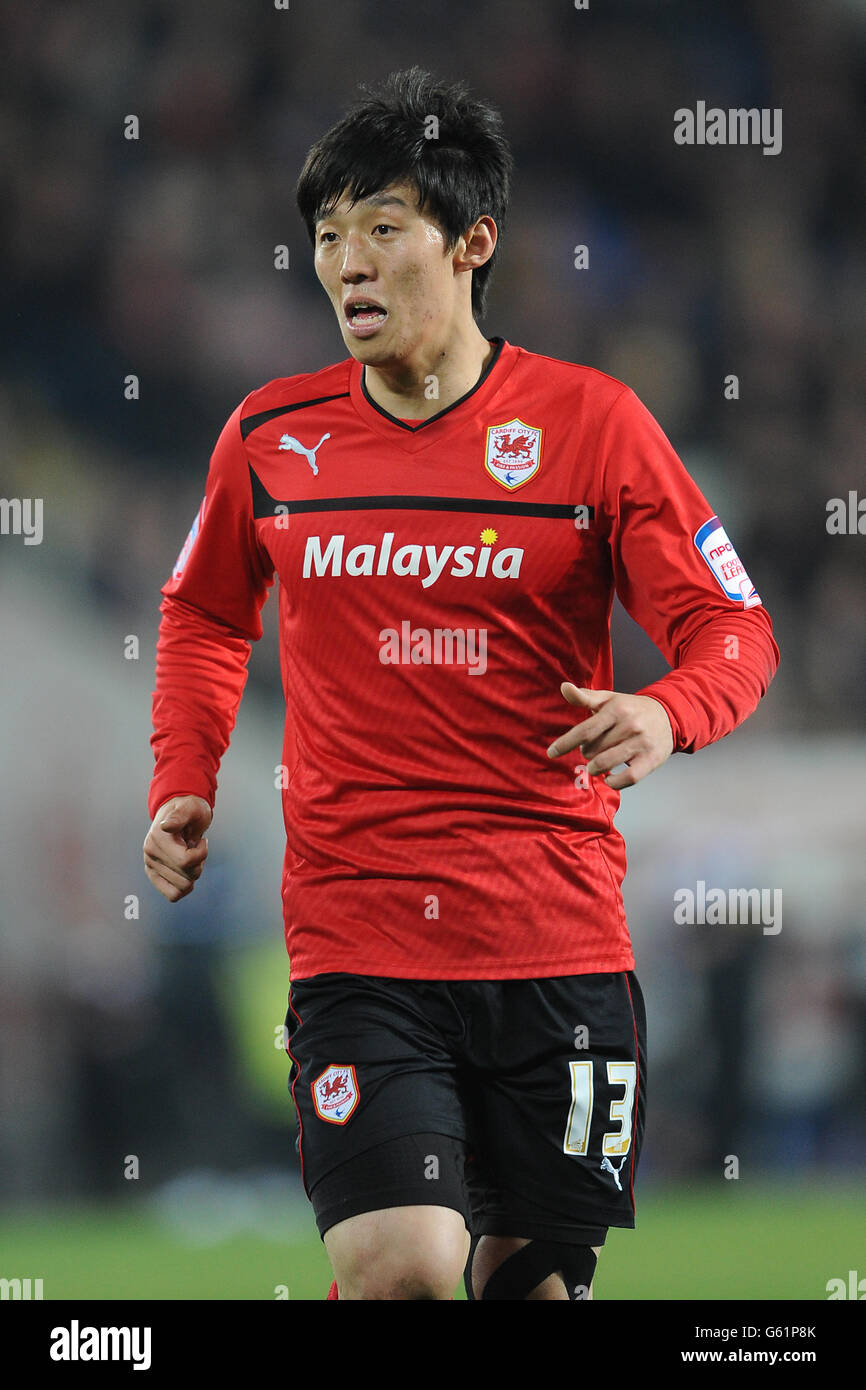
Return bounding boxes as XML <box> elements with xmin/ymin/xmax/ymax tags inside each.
<box><xmin>149</xmin><ymin>338</ymin><xmax>779</xmax><ymax>979</ymax></box>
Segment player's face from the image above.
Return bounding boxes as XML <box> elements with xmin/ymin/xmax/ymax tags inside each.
<box><xmin>313</xmin><ymin>181</ymin><xmax>463</xmax><ymax>368</ymax></box>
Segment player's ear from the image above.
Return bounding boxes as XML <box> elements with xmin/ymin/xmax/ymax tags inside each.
<box><xmin>455</xmin><ymin>216</ymin><xmax>497</xmax><ymax>271</ymax></box>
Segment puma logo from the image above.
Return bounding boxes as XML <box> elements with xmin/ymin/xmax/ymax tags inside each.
<box><xmin>600</xmin><ymin>1155</ymin><xmax>628</xmax><ymax>1191</ymax></box>
<box><xmin>278</xmin><ymin>432</ymin><xmax>331</xmax><ymax>476</ymax></box>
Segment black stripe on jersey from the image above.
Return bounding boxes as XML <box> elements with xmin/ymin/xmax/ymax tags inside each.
<box><xmin>240</xmin><ymin>393</ymin><xmax>351</xmax><ymax>441</ymax></box>
<box><xmin>359</xmin><ymin>336</ymin><xmax>505</xmax><ymax>431</ymax></box>
<box><xmin>248</xmin><ymin>464</ymin><xmax>592</xmax><ymax>521</ymax></box>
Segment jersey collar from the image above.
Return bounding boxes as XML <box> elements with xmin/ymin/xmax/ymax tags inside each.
<box><xmin>348</xmin><ymin>336</ymin><xmax>518</xmax><ymax>454</ymax></box>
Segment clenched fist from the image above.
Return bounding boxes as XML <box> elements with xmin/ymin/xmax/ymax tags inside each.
<box><xmin>143</xmin><ymin>795</ymin><xmax>213</xmax><ymax>902</ymax></box>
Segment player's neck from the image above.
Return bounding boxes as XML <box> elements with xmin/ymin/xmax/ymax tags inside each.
<box><xmin>362</xmin><ymin>325</ymin><xmax>496</xmax><ymax>421</ymax></box>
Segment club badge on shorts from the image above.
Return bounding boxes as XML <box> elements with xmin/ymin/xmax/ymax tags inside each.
<box><xmin>484</xmin><ymin>419</ymin><xmax>543</xmax><ymax>490</ymax></box>
<box><xmin>312</xmin><ymin>1064</ymin><xmax>360</xmax><ymax>1124</ymax></box>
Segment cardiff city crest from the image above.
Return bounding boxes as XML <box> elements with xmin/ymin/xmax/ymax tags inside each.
<box><xmin>484</xmin><ymin>419</ymin><xmax>543</xmax><ymax>490</ymax></box>
<box><xmin>312</xmin><ymin>1064</ymin><xmax>360</xmax><ymax>1125</ymax></box>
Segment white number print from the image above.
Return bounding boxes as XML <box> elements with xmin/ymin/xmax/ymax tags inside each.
<box><xmin>563</xmin><ymin>1059</ymin><xmax>637</xmax><ymax>1158</ymax></box>
<box><xmin>603</xmin><ymin>1061</ymin><xmax>636</xmax><ymax>1156</ymax></box>
<box><xmin>563</xmin><ymin>1060</ymin><xmax>594</xmax><ymax>1155</ymax></box>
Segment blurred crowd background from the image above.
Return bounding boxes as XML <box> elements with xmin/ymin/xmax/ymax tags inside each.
<box><xmin>1</xmin><ymin>0</ymin><xmax>865</xmax><ymax>1231</ymax></box>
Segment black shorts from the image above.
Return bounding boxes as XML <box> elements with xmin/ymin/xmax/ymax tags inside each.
<box><xmin>285</xmin><ymin>971</ymin><xmax>646</xmax><ymax>1244</ymax></box>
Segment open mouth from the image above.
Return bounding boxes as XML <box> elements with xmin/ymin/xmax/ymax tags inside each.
<box><xmin>345</xmin><ymin>299</ymin><xmax>388</xmax><ymax>334</ymax></box>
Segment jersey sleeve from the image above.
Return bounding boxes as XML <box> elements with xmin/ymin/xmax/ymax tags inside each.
<box><xmin>147</xmin><ymin>400</ymin><xmax>276</xmax><ymax>820</ymax></box>
<box><xmin>597</xmin><ymin>386</ymin><xmax>780</xmax><ymax>753</ymax></box>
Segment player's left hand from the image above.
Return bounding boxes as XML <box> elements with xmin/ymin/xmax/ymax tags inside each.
<box><xmin>546</xmin><ymin>682</ymin><xmax>674</xmax><ymax>790</ymax></box>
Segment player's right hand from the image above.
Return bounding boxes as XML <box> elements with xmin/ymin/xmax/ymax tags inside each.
<box><xmin>142</xmin><ymin>795</ymin><xmax>213</xmax><ymax>902</ymax></box>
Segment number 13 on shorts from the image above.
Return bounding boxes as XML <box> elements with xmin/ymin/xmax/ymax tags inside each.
<box><xmin>563</xmin><ymin>1060</ymin><xmax>637</xmax><ymax>1158</ymax></box>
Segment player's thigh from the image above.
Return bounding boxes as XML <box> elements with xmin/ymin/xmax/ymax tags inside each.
<box><xmin>310</xmin><ymin>1130</ymin><xmax>472</xmax><ymax>1297</ymax></box>
<box><xmin>325</xmin><ymin>1202</ymin><xmax>470</xmax><ymax>1300</ymax></box>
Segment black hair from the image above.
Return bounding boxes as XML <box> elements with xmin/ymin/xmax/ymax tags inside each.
<box><xmin>296</xmin><ymin>66</ymin><xmax>512</xmax><ymax>318</ymax></box>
